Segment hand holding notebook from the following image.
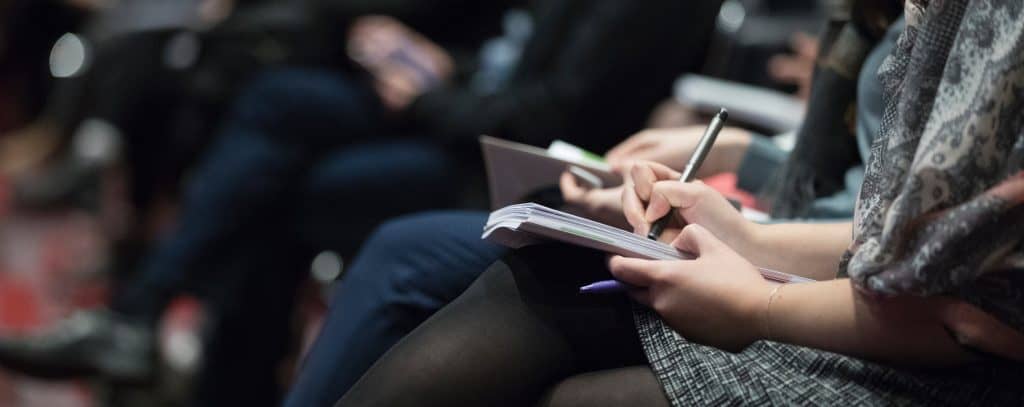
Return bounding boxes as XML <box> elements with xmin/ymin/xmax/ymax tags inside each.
<box><xmin>482</xmin><ymin>203</ymin><xmax>812</xmax><ymax>285</ymax></box>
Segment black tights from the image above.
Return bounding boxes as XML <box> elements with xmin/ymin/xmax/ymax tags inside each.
<box><xmin>336</xmin><ymin>244</ymin><xmax>670</xmax><ymax>407</ymax></box>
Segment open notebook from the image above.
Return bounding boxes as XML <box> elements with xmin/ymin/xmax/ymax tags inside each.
<box><xmin>483</xmin><ymin>203</ymin><xmax>812</xmax><ymax>284</ymax></box>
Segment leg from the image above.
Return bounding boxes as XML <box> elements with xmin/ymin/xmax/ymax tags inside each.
<box><xmin>292</xmin><ymin>141</ymin><xmax>459</xmax><ymax>257</ymax></box>
<box><xmin>537</xmin><ymin>367</ymin><xmax>669</xmax><ymax>407</ymax></box>
<box><xmin>113</xmin><ymin>68</ymin><xmax>382</xmax><ymax>322</ymax></box>
<box><xmin>284</xmin><ymin>211</ymin><xmax>508</xmax><ymax>407</ymax></box>
<box><xmin>200</xmin><ymin>147</ymin><xmax>461</xmax><ymax>406</ymax></box>
<box><xmin>0</xmin><ymin>68</ymin><xmax>382</xmax><ymax>383</ymax></box>
<box><xmin>337</xmin><ymin>244</ymin><xmax>652</xmax><ymax>406</ymax></box>
<box><xmin>191</xmin><ymin>231</ymin><xmax>308</xmax><ymax>407</ymax></box>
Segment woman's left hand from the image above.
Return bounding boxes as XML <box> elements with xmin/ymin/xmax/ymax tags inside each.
<box><xmin>608</xmin><ymin>224</ymin><xmax>773</xmax><ymax>352</ymax></box>
<box><xmin>559</xmin><ymin>171</ymin><xmax>628</xmax><ymax>229</ymax></box>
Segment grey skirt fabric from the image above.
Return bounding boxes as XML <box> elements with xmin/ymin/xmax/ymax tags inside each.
<box><xmin>633</xmin><ymin>309</ymin><xmax>1024</xmax><ymax>406</ymax></box>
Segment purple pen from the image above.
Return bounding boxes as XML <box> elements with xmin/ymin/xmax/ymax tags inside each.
<box><xmin>579</xmin><ymin>280</ymin><xmax>630</xmax><ymax>294</ymax></box>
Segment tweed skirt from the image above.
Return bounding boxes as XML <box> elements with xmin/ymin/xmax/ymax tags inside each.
<box><xmin>633</xmin><ymin>309</ymin><xmax>1024</xmax><ymax>406</ymax></box>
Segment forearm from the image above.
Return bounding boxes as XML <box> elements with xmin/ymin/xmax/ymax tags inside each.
<box><xmin>740</xmin><ymin>222</ymin><xmax>851</xmax><ymax>280</ymax></box>
<box><xmin>764</xmin><ymin>279</ymin><xmax>974</xmax><ymax>367</ymax></box>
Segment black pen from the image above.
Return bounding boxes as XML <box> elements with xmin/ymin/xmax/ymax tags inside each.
<box><xmin>647</xmin><ymin>108</ymin><xmax>728</xmax><ymax>240</ymax></box>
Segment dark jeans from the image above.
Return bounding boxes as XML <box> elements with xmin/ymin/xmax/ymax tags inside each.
<box><xmin>284</xmin><ymin>211</ymin><xmax>508</xmax><ymax>407</ymax></box>
<box><xmin>111</xmin><ymin>68</ymin><xmax>459</xmax><ymax>405</ymax></box>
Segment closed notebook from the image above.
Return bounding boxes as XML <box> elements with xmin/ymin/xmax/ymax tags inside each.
<box><xmin>480</xmin><ymin>136</ymin><xmax>621</xmax><ymax>209</ymax></box>
<box><xmin>483</xmin><ymin>203</ymin><xmax>812</xmax><ymax>284</ymax></box>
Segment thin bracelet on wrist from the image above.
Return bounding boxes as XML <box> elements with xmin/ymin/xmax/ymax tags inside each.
<box><xmin>765</xmin><ymin>284</ymin><xmax>785</xmax><ymax>341</ymax></box>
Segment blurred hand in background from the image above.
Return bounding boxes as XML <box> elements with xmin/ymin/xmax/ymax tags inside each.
<box><xmin>347</xmin><ymin>16</ymin><xmax>454</xmax><ymax>111</ymax></box>
<box><xmin>605</xmin><ymin>125</ymin><xmax>753</xmax><ymax>176</ymax></box>
<box><xmin>767</xmin><ymin>32</ymin><xmax>818</xmax><ymax>100</ymax></box>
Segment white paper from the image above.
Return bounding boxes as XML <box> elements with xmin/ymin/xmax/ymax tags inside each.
<box><xmin>484</xmin><ymin>203</ymin><xmax>813</xmax><ymax>284</ymax></box>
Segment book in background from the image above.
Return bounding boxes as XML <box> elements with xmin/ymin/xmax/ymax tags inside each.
<box><xmin>480</xmin><ymin>136</ymin><xmax>620</xmax><ymax>209</ymax></box>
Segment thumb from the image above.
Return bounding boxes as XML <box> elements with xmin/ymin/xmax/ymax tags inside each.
<box><xmin>607</xmin><ymin>256</ymin><xmax>661</xmax><ymax>287</ymax></box>
<box><xmin>670</xmin><ymin>224</ymin><xmax>723</xmax><ymax>256</ymax></box>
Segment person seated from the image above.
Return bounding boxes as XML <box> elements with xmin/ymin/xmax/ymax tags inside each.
<box><xmin>332</xmin><ymin>0</ymin><xmax>1024</xmax><ymax>405</ymax></box>
<box><xmin>284</xmin><ymin>3</ymin><xmax>902</xmax><ymax>403</ymax></box>
<box><xmin>0</xmin><ymin>0</ymin><xmax>723</xmax><ymax>405</ymax></box>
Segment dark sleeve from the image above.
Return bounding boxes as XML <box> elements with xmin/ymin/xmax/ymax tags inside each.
<box><xmin>310</xmin><ymin>0</ymin><xmax>510</xmax><ymax>35</ymax></box>
<box><xmin>311</xmin><ymin>0</ymin><xmax>438</xmax><ymax>22</ymax></box>
<box><xmin>408</xmin><ymin>0</ymin><xmax>721</xmax><ymax>150</ymax></box>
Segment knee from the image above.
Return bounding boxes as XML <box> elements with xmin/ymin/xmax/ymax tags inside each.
<box><xmin>538</xmin><ymin>376</ymin><xmax>595</xmax><ymax>407</ymax></box>
<box><xmin>228</xmin><ymin>69</ymin><xmax>373</xmax><ymax>139</ymax></box>
<box><xmin>537</xmin><ymin>367</ymin><xmax>669</xmax><ymax>407</ymax></box>
<box><xmin>360</xmin><ymin>213</ymin><xmax>449</xmax><ymax>259</ymax></box>
<box><xmin>342</xmin><ymin>212</ymin><xmax>457</xmax><ymax>291</ymax></box>
<box><xmin>343</xmin><ymin>212</ymin><xmax>496</xmax><ymax>303</ymax></box>
<box><xmin>232</xmin><ymin>70</ymin><xmax>315</xmax><ymax>121</ymax></box>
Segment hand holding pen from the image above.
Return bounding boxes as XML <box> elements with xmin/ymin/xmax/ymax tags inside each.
<box><xmin>583</xmin><ymin>109</ymin><xmax>731</xmax><ymax>294</ymax></box>
<box><xmin>647</xmin><ymin>108</ymin><xmax>727</xmax><ymax>240</ymax></box>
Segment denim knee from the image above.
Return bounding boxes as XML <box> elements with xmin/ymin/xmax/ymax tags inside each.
<box><xmin>227</xmin><ymin>69</ymin><xmax>378</xmax><ymax>147</ymax></box>
<box><xmin>340</xmin><ymin>212</ymin><xmax>490</xmax><ymax>305</ymax></box>
<box><xmin>346</xmin><ymin>213</ymin><xmax>446</xmax><ymax>288</ymax></box>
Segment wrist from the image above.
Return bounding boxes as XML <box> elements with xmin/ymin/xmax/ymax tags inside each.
<box><xmin>761</xmin><ymin>284</ymin><xmax>785</xmax><ymax>341</ymax></box>
<box><xmin>725</xmin><ymin>218</ymin><xmax>764</xmax><ymax>262</ymax></box>
<box><xmin>740</xmin><ymin>280</ymin><xmax>777</xmax><ymax>346</ymax></box>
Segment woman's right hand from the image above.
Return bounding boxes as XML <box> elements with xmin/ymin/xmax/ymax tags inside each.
<box><xmin>622</xmin><ymin>161</ymin><xmax>757</xmax><ymax>252</ymax></box>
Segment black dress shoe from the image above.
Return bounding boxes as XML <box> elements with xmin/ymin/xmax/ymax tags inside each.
<box><xmin>0</xmin><ymin>309</ymin><xmax>156</xmax><ymax>383</ymax></box>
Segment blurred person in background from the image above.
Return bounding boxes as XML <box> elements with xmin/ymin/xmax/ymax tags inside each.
<box><xmin>284</xmin><ymin>1</ymin><xmax>902</xmax><ymax>403</ymax></box>
<box><xmin>0</xmin><ymin>0</ymin><xmax>723</xmax><ymax>405</ymax></box>
<box><xmin>0</xmin><ymin>0</ymin><xmax>331</xmax><ymax>405</ymax></box>
<box><xmin>1</xmin><ymin>0</ymin><xmax>328</xmax><ymax>277</ymax></box>
<box><xmin>0</xmin><ymin>0</ymin><xmax>498</xmax><ymax>404</ymax></box>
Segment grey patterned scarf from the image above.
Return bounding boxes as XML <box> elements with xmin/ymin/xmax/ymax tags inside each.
<box><xmin>842</xmin><ymin>0</ymin><xmax>1024</xmax><ymax>332</ymax></box>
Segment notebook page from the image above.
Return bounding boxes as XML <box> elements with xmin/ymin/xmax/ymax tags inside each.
<box><xmin>484</xmin><ymin>203</ymin><xmax>813</xmax><ymax>284</ymax></box>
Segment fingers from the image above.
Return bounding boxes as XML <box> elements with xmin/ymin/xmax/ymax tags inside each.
<box><xmin>607</xmin><ymin>256</ymin><xmax>662</xmax><ymax>287</ymax></box>
<box><xmin>372</xmin><ymin>61</ymin><xmax>429</xmax><ymax>110</ymax></box>
<box><xmin>606</xmin><ymin>132</ymin><xmax>654</xmax><ymax>164</ymax></box>
<box><xmin>621</xmin><ymin>182</ymin><xmax>649</xmax><ymax>235</ymax></box>
<box><xmin>559</xmin><ymin>171</ymin><xmax>586</xmax><ymax>204</ymax></box>
<box><xmin>792</xmin><ymin>32</ymin><xmax>819</xmax><ymax>59</ymax></box>
<box><xmin>375</xmin><ymin>80</ymin><xmax>416</xmax><ymax>111</ymax></box>
<box><xmin>627</xmin><ymin>288</ymin><xmax>652</xmax><ymax>307</ymax></box>
<box><xmin>630</xmin><ymin>163</ymin><xmax>658</xmax><ymax>203</ymax></box>
<box><xmin>643</xmin><ymin>180</ymin><xmax>707</xmax><ymax>223</ymax></box>
<box><xmin>609</xmin><ymin>160</ymin><xmax>630</xmax><ymax>174</ymax></box>
<box><xmin>768</xmin><ymin>55</ymin><xmax>809</xmax><ymax>83</ymax></box>
<box><xmin>349</xmin><ymin>19</ymin><xmax>403</xmax><ymax>65</ymax></box>
<box><xmin>351</xmin><ymin>15</ymin><xmax>404</xmax><ymax>37</ymax></box>
<box><xmin>623</xmin><ymin>161</ymin><xmax>682</xmax><ymax>235</ymax></box>
<box><xmin>670</xmin><ymin>224</ymin><xmax>723</xmax><ymax>256</ymax></box>
<box><xmin>629</xmin><ymin>161</ymin><xmax>681</xmax><ymax>202</ymax></box>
